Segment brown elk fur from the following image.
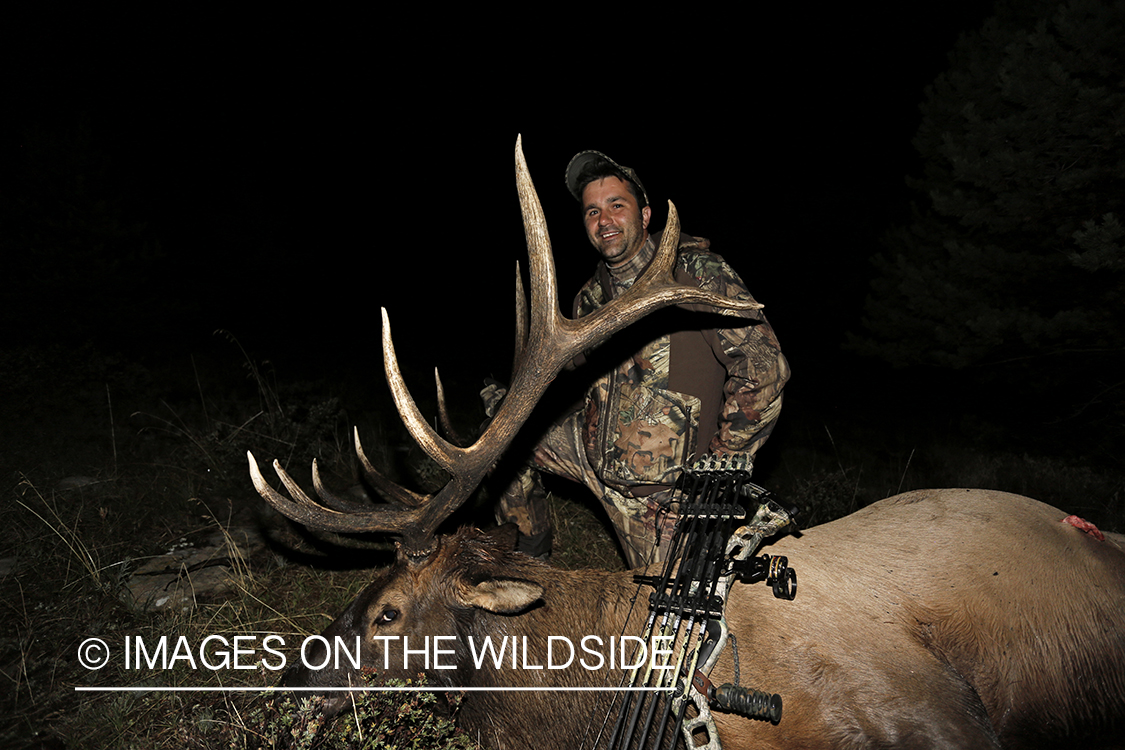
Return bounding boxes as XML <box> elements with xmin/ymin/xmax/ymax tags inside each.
<box><xmin>284</xmin><ymin>489</ymin><xmax>1125</xmax><ymax>750</ymax></box>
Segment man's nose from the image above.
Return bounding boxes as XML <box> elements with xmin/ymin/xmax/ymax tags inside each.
<box><xmin>598</xmin><ymin>211</ymin><xmax>612</xmax><ymax>226</ymax></box>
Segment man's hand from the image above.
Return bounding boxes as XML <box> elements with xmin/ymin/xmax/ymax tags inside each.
<box><xmin>480</xmin><ymin>379</ymin><xmax>508</xmax><ymax>418</ymax></box>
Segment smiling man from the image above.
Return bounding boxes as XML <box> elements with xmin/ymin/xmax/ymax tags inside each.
<box><xmin>490</xmin><ymin>150</ymin><xmax>789</xmax><ymax>567</ymax></box>
<box><xmin>582</xmin><ymin>173</ymin><xmax>651</xmax><ymax>266</ymax></box>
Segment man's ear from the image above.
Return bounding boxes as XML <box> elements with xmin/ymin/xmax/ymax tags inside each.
<box><xmin>641</xmin><ymin>205</ymin><xmax>652</xmax><ymax>230</ymax></box>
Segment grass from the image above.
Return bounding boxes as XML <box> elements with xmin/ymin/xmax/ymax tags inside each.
<box><xmin>2</xmin><ymin>338</ymin><xmax>1122</xmax><ymax>749</ymax></box>
<box><xmin>14</xmin><ymin>478</ymin><xmax>108</xmax><ymax>592</ymax></box>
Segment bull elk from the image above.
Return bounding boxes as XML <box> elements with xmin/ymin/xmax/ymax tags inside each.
<box><xmin>249</xmin><ymin>138</ymin><xmax>1125</xmax><ymax>749</ymax></box>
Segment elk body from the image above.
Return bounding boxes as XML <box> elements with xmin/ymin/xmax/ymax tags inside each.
<box><xmin>279</xmin><ymin>489</ymin><xmax>1125</xmax><ymax>750</ymax></box>
<box><xmin>250</xmin><ymin>139</ymin><xmax>1125</xmax><ymax>749</ymax></box>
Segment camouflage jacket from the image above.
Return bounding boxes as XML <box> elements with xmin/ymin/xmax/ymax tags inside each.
<box><xmin>573</xmin><ymin>231</ymin><xmax>789</xmax><ymax>495</ymax></box>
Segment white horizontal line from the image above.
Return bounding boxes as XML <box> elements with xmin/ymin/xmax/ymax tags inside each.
<box><xmin>75</xmin><ymin>686</ymin><xmax>672</xmax><ymax>693</ymax></box>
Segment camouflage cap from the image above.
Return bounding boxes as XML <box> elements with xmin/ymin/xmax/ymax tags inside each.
<box><xmin>564</xmin><ymin>150</ymin><xmax>650</xmax><ymax>206</ymax></box>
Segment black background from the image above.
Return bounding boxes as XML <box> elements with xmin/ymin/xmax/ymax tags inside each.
<box><xmin>4</xmin><ymin>4</ymin><xmax>1000</xmax><ymax>437</ymax></box>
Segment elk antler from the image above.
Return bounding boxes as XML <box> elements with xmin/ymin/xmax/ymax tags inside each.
<box><xmin>248</xmin><ymin>135</ymin><xmax>763</xmax><ymax>556</ymax></box>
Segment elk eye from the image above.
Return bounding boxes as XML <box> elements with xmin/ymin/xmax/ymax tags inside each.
<box><xmin>378</xmin><ymin>609</ymin><xmax>398</xmax><ymax>624</ymax></box>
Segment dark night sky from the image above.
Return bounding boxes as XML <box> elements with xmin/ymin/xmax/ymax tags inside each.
<box><xmin>4</xmin><ymin>5</ymin><xmax>996</xmax><ymax>400</ymax></box>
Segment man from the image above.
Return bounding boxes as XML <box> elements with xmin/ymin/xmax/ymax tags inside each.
<box><xmin>490</xmin><ymin>150</ymin><xmax>789</xmax><ymax>568</ymax></box>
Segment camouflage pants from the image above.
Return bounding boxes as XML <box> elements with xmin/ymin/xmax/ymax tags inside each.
<box><xmin>496</xmin><ymin>406</ymin><xmax>681</xmax><ymax>568</ymax></box>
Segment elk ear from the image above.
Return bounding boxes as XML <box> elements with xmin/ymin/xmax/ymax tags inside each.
<box><xmin>459</xmin><ymin>577</ymin><xmax>544</xmax><ymax>614</ymax></box>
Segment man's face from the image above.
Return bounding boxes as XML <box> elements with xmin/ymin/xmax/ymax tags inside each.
<box><xmin>581</xmin><ymin>176</ymin><xmax>651</xmax><ymax>267</ymax></box>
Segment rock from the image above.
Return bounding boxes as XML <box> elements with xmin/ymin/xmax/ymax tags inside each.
<box><xmin>119</xmin><ymin>524</ymin><xmax>266</xmax><ymax>612</ymax></box>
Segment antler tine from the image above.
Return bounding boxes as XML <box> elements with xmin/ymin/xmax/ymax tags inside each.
<box><xmin>354</xmin><ymin>427</ymin><xmax>427</xmax><ymax>508</ymax></box>
<box><xmin>512</xmin><ymin>260</ymin><xmax>529</xmax><ymax>375</ymax></box>
<box><xmin>435</xmin><ymin>368</ymin><xmax>470</xmax><ymax>448</ymax></box>
<box><xmin>515</xmin><ymin>134</ymin><xmax>564</xmax><ymax>347</ymax></box>
<box><xmin>310</xmin><ymin>458</ymin><xmax>381</xmax><ymax>513</ymax></box>
<box><xmin>381</xmin><ymin>307</ymin><xmax>462</xmax><ymax>473</ymax></box>
<box><xmin>381</xmin><ymin>307</ymin><xmax>494</xmax><ymax>545</ymax></box>
<box><xmin>629</xmin><ymin>200</ymin><xmax>763</xmax><ymax>316</ymax></box>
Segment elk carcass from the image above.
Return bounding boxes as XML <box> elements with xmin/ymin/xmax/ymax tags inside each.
<box><xmin>250</xmin><ymin>138</ymin><xmax>1125</xmax><ymax>750</ymax></box>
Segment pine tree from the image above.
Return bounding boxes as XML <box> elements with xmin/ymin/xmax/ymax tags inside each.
<box><xmin>853</xmin><ymin>0</ymin><xmax>1125</xmax><ymax>435</ymax></box>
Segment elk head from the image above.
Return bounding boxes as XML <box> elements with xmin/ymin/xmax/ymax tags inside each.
<box><xmin>276</xmin><ymin>524</ymin><xmax>547</xmax><ymax>713</ymax></box>
<box><xmin>247</xmin><ymin>135</ymin><xmax>762</xmax><ymax>691</ymax></box>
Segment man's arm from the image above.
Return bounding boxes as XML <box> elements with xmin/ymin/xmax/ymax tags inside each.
<box><xmin>708</xmin><ymin>314</ymin><xmax>789</xmax><ymax>456</ymax></box>
<box><xmin>677</xmin><ymin>246</ymin><xmax>790</xmax><ymax>457</ymax></box>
